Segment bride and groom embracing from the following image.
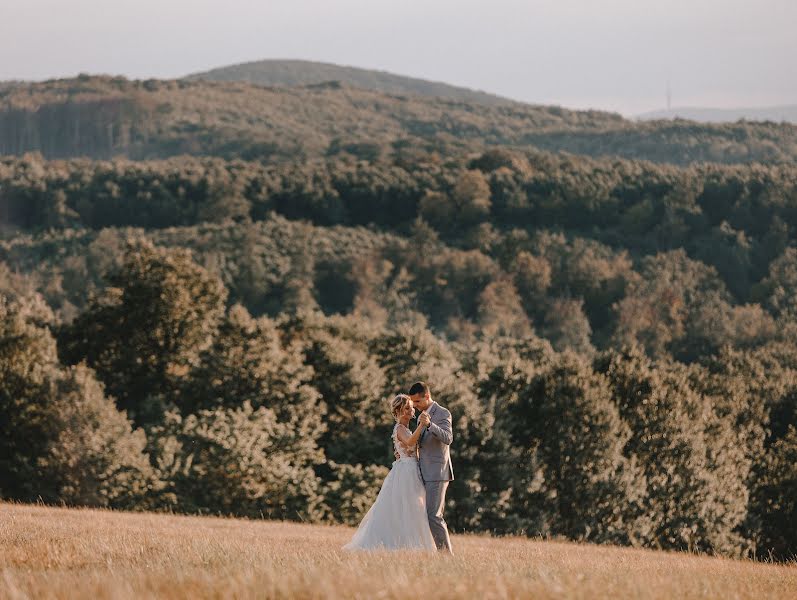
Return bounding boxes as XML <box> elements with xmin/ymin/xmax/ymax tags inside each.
<box><xmin>343</xmin><ymin>381</ymin><xmax>454</xmax><ymax>554</ymax></box>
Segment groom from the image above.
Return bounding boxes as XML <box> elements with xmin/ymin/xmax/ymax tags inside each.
<box><xmin>409</xmin><ymin>381</ymin><xmax>454</xmax><ymax>554</ymax></box>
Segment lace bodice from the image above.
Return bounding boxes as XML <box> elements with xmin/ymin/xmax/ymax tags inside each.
<box><xmin>392</xmin><ymin>424</ymin><xmax>417</xmax><ymax>459</ymax></box>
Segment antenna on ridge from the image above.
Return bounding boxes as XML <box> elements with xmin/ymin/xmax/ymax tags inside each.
<box><xmin>666</xmin><ymin>79</ymin><xmax>672</xmax><ymax>112</ymax></box>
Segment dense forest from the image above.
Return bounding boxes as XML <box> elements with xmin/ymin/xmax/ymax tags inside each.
<box><xmin>2</xmin><ymin>75</ymin><xmax>797</xmax><ymax>165</ymax></box>
<box><xmin>2</xmin><ymin>77</ymin><xmax>797</xmax><ymax>561</ymax></box>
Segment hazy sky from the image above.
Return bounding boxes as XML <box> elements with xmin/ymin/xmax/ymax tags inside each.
<box><xmin>2</xmin><ymin>0</ymin><xmax>796</xmax><ymax>115</ymax></box>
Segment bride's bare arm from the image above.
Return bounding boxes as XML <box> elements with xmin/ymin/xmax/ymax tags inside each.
<box><xmin>396</xmin><ymin>422</ymin><xmax>424</xmax><ymax>448</ymax></box>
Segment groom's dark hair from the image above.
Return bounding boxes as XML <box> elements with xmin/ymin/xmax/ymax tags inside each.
<box><xmin>408</xmin><ymin>381</ymin><xmax>429</xmax><ymax>396</ymax></box>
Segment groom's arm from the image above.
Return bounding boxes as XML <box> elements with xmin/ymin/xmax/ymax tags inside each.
<box><xmin>427</xmin><ymin>408</ymin><xmax>453</xmax><ymax>445</ymax></box>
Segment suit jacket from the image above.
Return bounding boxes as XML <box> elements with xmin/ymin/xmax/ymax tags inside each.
<box><xmin>417</xmin><ymin>401</ymin><xmax>454</xmax><ymax>482</ymax></box>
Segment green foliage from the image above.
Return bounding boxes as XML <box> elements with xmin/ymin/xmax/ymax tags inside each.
<box><xmin>7</xmin><ymin>149</ymin><xmax>794</xmax><ymax>364</ymax></box>
<box><xmin>701</xmin><ymin>345</ymin><xmax>797</xmax><ymax>559</ymax></box>
<box><xmin>752</xmin><ymin>427</ymin><xmax>797</xmax><ymax>560</ymax></box>
<box><xmin>596</xmin><ymin>348</ymin><xmax>751</xmax><ymax>555</ymax></box>
<box><xmin>761</xmin><ymin>247</ymin><xmax>797</xmax><ymax>319</ymax></box>
<box><xmin>0</xmin><ymin>294</ymin><xmax>61</xmax><ymax>499</ymax></box>
<box><xmin>3</xmin><ymin>75</ymin><xmax>797</xmax><ymax>166</ymax></box>
<box><xmin>148</xmin><ymin>402</ymin><xmax>322</xmax><ymax>520</ymax></box>
<box><xmin>450</xmin><ymin>170</ymin><xmax>492</xmax><ymax>225</ymax></box>
<box><xmin>189</xmin><ymin>59</ymin><xmax>510</xmax><ymax>106</ymax></box>
<box><xmin>179</xmin><ymin>305</ymin><xmax>319</xmax><ymax>418</ymax></box>
<box><xmin>59</xmin><ymin>240</ymin><xmax>227</xmax><ymax>425</ymax></box>
<box><xmin>476</xmin><ymin>277</ymin><xmax>532</xmax><ymax>339</ymax></box>
<box><xmin>279</xmin><ymin>313</ymin><xmax>390</xmax><ymax>467</ymax></box>
<box><xmin>612</xmin><ymin>250</ymin><xmax>732</xmax><ymax>359</ymax></box>
<box><xmin>39</xmin><ymin>365</ymin><xmax>158</xmax><ymax>509</ymax></box>
<box><xmin>320</xmin><ymin>461</ymin><xmax>389</xmax><ymax>525</ymax></box>
<box><xmin>4</xmin><ymin>122</ymin><xmax>797</xmax><ymax>562</ymax></box>
<box><xmin>540</xmin><ymin>298</ymin><xmax>594</xmax><ymax>354</ymax></box>
<box><xmin>0</xmin><ymin>295</ymin><xmax>155</xmax><ymax>508</ymax></box>
<box><xmin>480</xmin><ymin>353</ymin><xmax>637</xmax><ymax>543</ymax></box>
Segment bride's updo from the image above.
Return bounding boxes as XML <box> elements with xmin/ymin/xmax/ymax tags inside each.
<box><xmin>391</xmin><ymin>394</ymin><xmax>412</xmax><ymax>421</ymax></box>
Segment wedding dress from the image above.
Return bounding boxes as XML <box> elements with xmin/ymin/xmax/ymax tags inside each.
<box><xmin>342</xmin><ymin>423</ymin><xmax>436</xmax><ymax>551</ymax></box>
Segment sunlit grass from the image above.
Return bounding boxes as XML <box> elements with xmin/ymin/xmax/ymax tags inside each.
<box><xmin>1</xmin><ymin>502</ymin><xmax>794</xmax><ymax>599</ymax></box>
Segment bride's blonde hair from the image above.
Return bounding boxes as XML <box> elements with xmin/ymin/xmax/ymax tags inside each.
<box><xmin>391</xmin><ymin>394</ymin><xmax>412</xmax><ymax>421</ymax></box>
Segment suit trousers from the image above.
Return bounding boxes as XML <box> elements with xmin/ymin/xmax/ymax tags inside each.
<box><xmin>424</xmin><ymin>480</ymin><xmax>453</xmax><ymax>553</ymax></box>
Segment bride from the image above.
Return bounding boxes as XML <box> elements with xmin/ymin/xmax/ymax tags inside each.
<box><xmin>342</xmin><ymin>394</ymin><xmax>436</xmax><ymax>551</ymax></box>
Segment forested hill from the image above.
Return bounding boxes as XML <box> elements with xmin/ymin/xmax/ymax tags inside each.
<box><xmin>4</xmin><ymin>148</ymin><xmax>797</xmax><ymax>359</ymax></box>
<box><xmin>1</xmin><ymin>75</ymin><xmax>796</xmax><ymax>165</ymax></box>
<box><xmin>185</xmin><ymin>59</ymin><xmax>511</xmax><ymax>106</ymax></box>
<box><xmin>5</xmin><ymin>144</ymin><xmax>797</xmax><ymax>561</ymax></box>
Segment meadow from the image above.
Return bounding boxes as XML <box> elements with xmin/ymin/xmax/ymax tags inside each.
<box><xmin>1</xmin><ymin>502</ymin><xmax>794</xmax><ymax>600</ymax></box>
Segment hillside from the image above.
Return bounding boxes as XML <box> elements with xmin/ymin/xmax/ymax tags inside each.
<box><xmin>2</xmin><ymin>503</ymin><xmax>794</xmax><ymax>599</ymax></box>
<box><xmin>4</xmin><ymin>150</ymin><xmax>797</xmax><ymax>561</ymax></box>
<box><xmin>1</xmin><ymin>75</ymin><xmax>796</xmax><ymax>165</ymax></box>
<box><xmin>186</xmin><ymin>58</ymin><xmax>512</xmax><ymax>106</ymax></box>
<box><xmin>638</xmin><ymin>104</ymin><xmax>797</xmax><ymax>125</ymax></box>
<box><xmin>4</xmin><ymin>94</ymin><xmax>797</xmax><ymax>565</ymax></box>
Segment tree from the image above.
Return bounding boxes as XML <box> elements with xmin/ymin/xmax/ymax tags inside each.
<box><xmin>691</xmin><ymin>221</ymin><xmax>752</xmax><ymax>301</ymax></box>
<box><xmin>540</xmin><ymin>298</ymin><xmax>593</xmax><ymax>354</ymax></box>
<box><xmin>0</xmin><ymin>295</ymin><xmax>155</xmax><ymax>509</ymax></box>
<box><xmin>418</xmin><ymin>190</ymin><xmax>455</xmax><ymax>228</ymax></box>
<box><xmin>350</xmin><ymin>254</ymin><xmax>424</xmax><ymax>329</ymax></box>
<box><xmin>280</xmin><ymin>314</ymin><xmax>389</xmax><ymax>467</ymax></box>
<box><xmin>596</xmin><ymin>348</ymin><xmax>751</xmax><ymax>555</ymax></box>
<box><xmin>417</xmin><ymin>170</ymin><xmax>492</xmax><ymax>231</ymax></box>
<box><xmin>469</xmin><ymin>148</ymin><xmax>531</xmax><ymax>174</ymax></box>
<box><xmin>761</xmin><ymin>247</ymin><xmax>797</xmax><ymax>319</ymax></box>
<box><xmin>178</xmin><ymin>305</ymin><xmax>325</xmax><ymax>463</ymax></box>
<box><xmin>480</xmin><ymin>352</ymin><xmax>638</xmax><ymax>542</ymax></box>
<box><xmin>59</xmin><ymin>240</ymin><xmax>227</xmax><ymax>425</ymax></box>
<box><xmin>612</xmin><ymin>250</ymin><xmax>731</xmax><ymax>359</ymax></box>
<box><xmin>752</xmin><ymin>427</ymin><xmax>797</xmax><ymax>560</ymax></box>
<box><xmin>511</xmin><ymin>251</ymin><xmax>551</xmax><ymax>316</ymax></box>
<box><xmin>39</xmin><ymin>365</ymin><xmax>158</xmax><ymax>509</ymax></box>
<box><xmin>451</xmin><ymin>170</ymin><xmax>492</xmax><ymax>224</ymax></box>
<box><xmin>702</xmin><ymin>345</ymin><xmax>797</xmax><ymax>557</ymax></box>
<box><xmin>0</xmin><ymin>294</ymin><xmax>62</xmax><ymax>499</ymax></box>
<box><xmin>148</xmin><ymin>402</ymin><xmax>322</xmax><ymax>520</ymax></box>
<box><xmin>320</xmin><ymin>462</ymin><xmax>389</xmax><ymax>525</ymax></box>
<box><xmin>476</xmin><ymin>278</ymin><xmax>532</xmax><ymax>339</ymax></box>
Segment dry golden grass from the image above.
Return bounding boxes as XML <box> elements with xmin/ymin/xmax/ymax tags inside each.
<box><xmin>1</xmin><ymin>502</ymin><xmax>794</xmax><ymax>600</ymax></box>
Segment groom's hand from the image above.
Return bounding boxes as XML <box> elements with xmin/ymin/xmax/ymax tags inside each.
<box><xmin>419</xmin><ymin>412</ymin><xmax>431</xmax><ymax>428</ymax></box>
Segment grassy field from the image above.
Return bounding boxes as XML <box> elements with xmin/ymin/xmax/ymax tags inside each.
<box><xmin>1</xmin><ymin>502</ymin><xmax>794</xmax><ymax>599</ymax></box>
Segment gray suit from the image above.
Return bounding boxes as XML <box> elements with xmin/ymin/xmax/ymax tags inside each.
<box><xmin>417</xmin><ymin>401</ymin><xmax>454</xmax><ymax>553</ymax></box>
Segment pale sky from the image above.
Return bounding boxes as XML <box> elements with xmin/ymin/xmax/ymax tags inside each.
<box><xmin>2</xmin><ymin>0</ymin><xmax>796</xmax><ymax>115</ymax></box>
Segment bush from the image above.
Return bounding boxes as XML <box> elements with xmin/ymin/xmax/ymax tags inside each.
<box><xmin>148</xmin><ymin>402</ymin><xmax>323</xmax><ymax>520</ymax></box>
<box><xmin>753</xmin><ymin>427</ymin><xmax>797</xmax><ymax>560</ymax></box>
<box><xmin>320</xmin><ymin>462</ymin><xmax>389</xmax><ymax>525</ymax></box>
<box><xmin>0</xmin><ymin>295</ymin><xmax>156</xmax><ymax>508</ymax></box>
<box><xmin>40</xmin><ymin>365</ymin><xmax>157</xmax><ymax>509</ymax></box>
<box><xmin>482</xmin><ymin>353</ymin><xmax>638</xmax><ymax>543</ymax></box>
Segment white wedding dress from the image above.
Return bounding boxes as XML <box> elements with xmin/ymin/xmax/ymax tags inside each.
<box><xmin>342</xmin><ymin>423</ymin><xmax>436</xmax><ymax>551</ymax></box>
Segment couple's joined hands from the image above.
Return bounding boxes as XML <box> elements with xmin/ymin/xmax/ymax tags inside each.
<box><xmin>394</xmin><ymin>411</ymin><xmax>431</xmax><ymax>460</ymax></box>
<box><xmin>417</xmin><ymin>411</ymin><xmax>431</xmax><ymax>429</ymax></box>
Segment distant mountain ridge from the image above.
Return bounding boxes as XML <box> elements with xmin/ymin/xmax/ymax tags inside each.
<box><xmin>185</xmin><ymin>59</ymin><xmax>514</xmax><ymax>106</ymax></box>
<box><xmin>638</xmin><ymin>105</ymin><xmax>797</xmax><ymax>124</ymax></box>
<box><xmin>1</xmin><ymin>74</ymin><xmax>796</xmax><ymax>166</ymax></box>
